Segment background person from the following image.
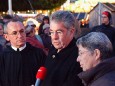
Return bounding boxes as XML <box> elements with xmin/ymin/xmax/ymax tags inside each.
<box><xmin>40</xmin><ymin>24</ymin><xmax>51</xmax><ymax>51</ymax></box>
<box><xmin>3</xmin><ymin>14</ymin><xmax>13</xmax><ymax>23</ymax></box>
<box><xmin>38</xmin><ymin>16</ymin><xmax>50</xmax><ymax>35</ymax></box>
<box><xmin>76</xmin><ymin>32</ymin><xmax>115</xmax><ymax>86</ymax></box>
<box><xmin>91</xmin><ymin>11</ymin><xmax>115</xmax><ymax>56</ymax></box>
<box><xmin>25</xmin><ymin>25</ymin><xmax>48</xmax><ymax>55</ymax></box>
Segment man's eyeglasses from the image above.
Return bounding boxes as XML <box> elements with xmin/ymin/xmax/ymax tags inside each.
<box><xmin>7</xmin><ymin>30</ymin><xmax>25</xmax><ymax>36</ymax></box>
<box><xmin>78</xmin><ymin>51</ymin><xmax>90</xmax><ymax>56</ymax></box>
<box><xmin>49</xmin><ymin>30</ymin><xmax>64</xmax><ymax>36</ymax></box>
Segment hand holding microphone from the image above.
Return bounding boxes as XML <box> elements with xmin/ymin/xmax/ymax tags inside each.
<box><xmin>35</xmin><ymin>67</ymin><xmax>47</xmax><ymax>86</ymax></box>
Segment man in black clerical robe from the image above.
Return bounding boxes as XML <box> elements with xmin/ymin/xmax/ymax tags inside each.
<box><xmin>0</xmin><ymin>20</ymin><xmax>46</xmax><ymax>86</ymax></box>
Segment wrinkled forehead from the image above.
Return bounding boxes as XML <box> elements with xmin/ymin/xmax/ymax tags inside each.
<box><xmin>7</xmin><ymin>21</ymin><xmax>24</xmax><ymax>29</ymax></box>
<box><xmin>50</xmin><ymin>21</ymin><xmax>67</xmax><ymax>31</ymax></box>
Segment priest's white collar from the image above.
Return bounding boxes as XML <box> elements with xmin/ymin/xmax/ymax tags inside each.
<box><xmin>11</xmin><ymin>44</ymin><xmax>26</xmax><ymax>51</ymax></box>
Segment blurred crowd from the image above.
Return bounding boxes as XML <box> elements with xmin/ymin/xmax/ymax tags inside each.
<box><xmin>0</xmin><ymin>10</ymin><xmax>115</xmax><ymax>86</ymax></box>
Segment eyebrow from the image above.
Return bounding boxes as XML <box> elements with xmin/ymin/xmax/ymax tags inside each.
<box><xmin>11</xmin><ymin>28</ymin><xmax>24</xmax><ymax>32</ymax></box>
<box><xmin>50</xmin><ymin>29</ymin><xmax>63</xmax><ymax>32</ymax></box>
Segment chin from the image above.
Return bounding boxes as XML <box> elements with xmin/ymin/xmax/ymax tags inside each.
<box><xmin>54</xmin><ymin>45</ymin><xmax>62</xmax><ymax>49</ymax></box>
<box><xmin>18</xmin><ymin>43</ymin><xmax>25</xmax><ymax>47</ymax></box>
<box><xmin>54</xmin><ymin>46</ymin><xmax>60</xmax><ymax>49</ymax></box>
<box><xmin>83</xmin><ymin>68</ymin><xmax>86</xmax><ymax>71</ymax></box>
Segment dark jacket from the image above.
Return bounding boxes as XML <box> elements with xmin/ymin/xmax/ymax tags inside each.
<box><xmin>41</xmin><ymin>38</ymin><xmax>83</xmax><ymax>86</ymax></box>
<box><xmin>91</xmin><ymin>24</ymin><xmax>115</xmax><ymax>56</ymax></box>
<box><xmin>78</xmin><ymin>57</ymin><xmax>115</xmax><ymax>86</ymax></box>
<box><xmin>0</xmin><ymin>43</ymin><xmax>46</xmax><ymax>86</ymax></box>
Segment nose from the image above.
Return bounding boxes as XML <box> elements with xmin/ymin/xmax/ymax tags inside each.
<box><xmin>51</xmin><ymin>32</ymin><xmax>59</xmax><ymax>40</ymax></box>
<box><xmin>17</xmin><ymin>32</ymin><xmax>23</xmax><ymax>38</ymax></box>
<box><xmin>77</xmin><ymin>56</ymin><xmax>80</xmax><ymax>62</ymax></box>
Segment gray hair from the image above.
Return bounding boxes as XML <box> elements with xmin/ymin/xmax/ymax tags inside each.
<box><xmin>50</xmin><ymin>10</ymin><xmax>76</xmax><ymax>30</ymax></box>
<box><xmin>3</xmin><ymin>19</ymin><xmax>24</xmax><ymax>34</ymax></box>
<box><xmin>76</xmin><ymin>32</ymin><xmax>113</xmax><ymax>60</ymax></box>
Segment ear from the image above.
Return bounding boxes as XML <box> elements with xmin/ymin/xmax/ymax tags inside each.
<box><xmin>94</xmin><ymin>49</ymin><xmax>101</xmax><ymax>61</ymax></box>
<box><xmin>71</xmin><ymin>27</ymin><xmax>75</xmax><ymax>33</ymax></box>
<box><xmin>68</xmin><ymin>27</ymin><xmax>75</xmax><ymax>36</ymax></box>
<box><xmin>4</xmin><ymin>34</ymin><xmax>10</xmax><ymax>41</ymax></box>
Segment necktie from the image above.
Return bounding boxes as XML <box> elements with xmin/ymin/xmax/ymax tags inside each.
<box><xmin>17</xmin><ymin>48</ymin><xmax>19</xmax><ymax>51</ymax></box>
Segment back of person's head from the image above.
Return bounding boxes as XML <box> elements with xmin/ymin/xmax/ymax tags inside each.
<box><xmin>3</xmin><ymin>15</ymin><xmax>12</xmax><ymax>20</ymax></box>
<box><xmin>13</xmin><ymin>14</ymin><xmax>24</xmax><ymax>22</ymax></box>
<box><xmin>3</xmin><ymin>15</ymin><xmax>13</xmax><ymax>23</ymax></box>
<box><xmin>76</xmin><ymin>32</ymin><xmax>113</xmax><ymax>60</ymax></box>
<box><xmin>50</xmin><ymin>10</ymin><xmax>76</xmax><ymax>30</ymax></box>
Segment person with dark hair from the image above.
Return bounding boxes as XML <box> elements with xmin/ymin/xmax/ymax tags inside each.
<box><xmin>41</xmin><ymin>10</ymin><xmax>83</xmax><ymax>86</ymax></box>
<box><xmin>0</xmin><ymin>19</ymin><xmax>46</xmax><ymax>86</ymax></box>
<box><xmin>40</xmin><ymin>24</ymin><xmax>51</xmax><ymax>51</ymax></box>
<box><xmin>3</xmin><ymin>14</ymin><xmax>13</xmax><ymax>23</ymax></box>
<box><xmin>38</xmin><ymin>16</ymin><xmax>49</xmax><ymax>35</ymax></box>
<box><xmin>91</xmin><ymin>11</ymin><xmax>115</xmax><ymax>56</ymax></box>
<box><xmin>76</xmin><ymin>32</ymin><xmax>115</xmax><ymax>86</ymax></box>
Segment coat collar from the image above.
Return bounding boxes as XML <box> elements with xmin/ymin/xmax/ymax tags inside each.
<box><xmin>49</xmin><ymin>38</ymin><xmax>77</xmax><ymax>60</ymax></box>
<box><xmin>78</xmin><ymin>57</ymin><xmax>115</xmax><ymax>85</ymax></box>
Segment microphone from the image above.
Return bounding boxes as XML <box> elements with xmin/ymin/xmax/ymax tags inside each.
<box><xmin>35</xmin><ymin>67</ymin><xmax>47</xmax><ymax>86</ymax></box>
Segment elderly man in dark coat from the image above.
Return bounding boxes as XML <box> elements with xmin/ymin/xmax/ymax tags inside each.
<box><xmin>41</xmin><ymin>11</ymin><xmax>83</xmax><ymax>86</ymax></box>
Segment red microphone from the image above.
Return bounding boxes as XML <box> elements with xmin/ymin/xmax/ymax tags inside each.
<box><xmin>35</xmin><ymin>67</ymin><xmax>47</xmax><ymax>86</ymax></box>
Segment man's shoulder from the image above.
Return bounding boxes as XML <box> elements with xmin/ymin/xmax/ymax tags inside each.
<box><xmin>109</xmin><ymin>25</ymin><xmax>115</xmax><ymax>31</ymax></box>
<box><xmin>91</xmin><ymin>25</ymin><xmax>102</xmax><ymax>31</ymax></box>
<box><xmin>26</xmin><ymin>43</ymin><xmax>45</xmax><ymax>53</ymax></box>
<box><xmin>2</xmin><ymin>45</ymin><xmax>13</xmax><ymax>52</ymax></box>
<box><xmin>26</xmin><ymin>43</ymin><xmax>46</xmax><ymax>58</ymax></box>
<box><xmin>93</xmin><ymin>25</ymin><xmax>101</xmax><ymax>28</ymax></box>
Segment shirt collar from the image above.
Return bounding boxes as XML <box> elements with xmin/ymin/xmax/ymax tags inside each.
<box><xmin>11</xmin><ymin>44</ymin><xmax>26</xmax><ymax>51</ymax></box>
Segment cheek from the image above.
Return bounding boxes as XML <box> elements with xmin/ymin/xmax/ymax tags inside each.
<box><xmin>63</xmin><ymin>37</ymin><xmax>70</xmax><ymax>46</ymax></box>
<box><xmin>85</xmin><ymin>56</ymin><xmax>94</xmax><ymax>70</ymax></box>
<box><xmin>23</xmin><ymin>34</ymin><xmax>26</xmax><ymax>39</ymax></box>
<box><xmin>59</xmin><ymin>36</ymin><xmax>67</xmax><ymax>44</ymax></box>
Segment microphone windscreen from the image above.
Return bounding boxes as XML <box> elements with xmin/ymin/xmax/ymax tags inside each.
<box><xmin>36</xmin><ymin>67</ymin><xmax>47</xmax><ymax>80</ymax></box>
